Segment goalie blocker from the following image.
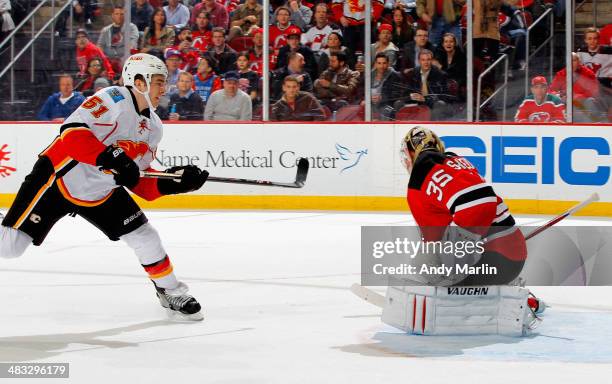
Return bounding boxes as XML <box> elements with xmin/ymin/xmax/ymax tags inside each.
<box><xmin>382</xmin><ymin>285</ymin><xmax>538</xmax><ymax>336</ymax></box>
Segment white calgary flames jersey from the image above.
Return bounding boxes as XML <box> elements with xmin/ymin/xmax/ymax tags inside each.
<box><xmin>44</xmin><ymin>86</ymin><xmax>163</xmax><ymax>203</ymax></box>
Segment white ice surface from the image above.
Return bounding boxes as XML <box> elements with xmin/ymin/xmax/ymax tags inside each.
<box><xmin>1</xmin><ymin>211</ymin><xmax>612</xmax><ymax>383</ymax></box>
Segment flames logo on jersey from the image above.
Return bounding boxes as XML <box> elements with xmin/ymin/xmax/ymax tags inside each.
<box><xmin>116</xmin><ymin>140</ymin><xmax>150</xmax><ymax>160</ymax></box>
<box><xmin>347</xmin><ymin>0</ymin><xmax>365</xmax><ymax>13</ymax></box>
<box><xmin>528</xmin><ymin>112</ymin><xmax>551</xmax><ymax>122</ymax></box>
<box><xmin>0</xmin><ymin>144</ymin><xmax>16</xmax><ymax>177</ymax></box>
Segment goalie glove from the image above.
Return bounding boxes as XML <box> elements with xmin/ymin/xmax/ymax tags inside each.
<box><xmin>96</xmin><ymin>145</ymin><xmax>140</xmax><ymax>189</ymax></box>
<box><xmin>157</xmin><ymin>165</ymin><xmax>208</xmax><ymax>195</ymax></box>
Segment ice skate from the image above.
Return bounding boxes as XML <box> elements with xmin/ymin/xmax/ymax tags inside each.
<box><xmin>155</xmin><ymin>282</ymin><xmax>203</xmax><ymax>321</ymax></box>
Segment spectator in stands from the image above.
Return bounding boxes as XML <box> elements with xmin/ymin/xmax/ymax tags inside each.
<box><xmin>193</xmin><ymin>55</ymin><xmax>223</xmax><ymax>105</ymax></box>
<box><xmin>236</xmin><ymin>52</ymin><xmax>260</xmax><ymax>105</ymax></box>
<box><xmin>270</xmin><ymin>6</ymin><xmax>294</xmax><ymax>67</ymax></box>
<box><xmin>131</xmin><ymin>0</ymin><xmax>154</xmax><ymax>32</ymax></box>
<box><xmin>192</xmin><ymin>11</ymin><xmax>213</xmax><ymax>52</ymax></box>
<box><xmin>372</xmin><ymin>23</ymin><xmax>399</xmax><ymax>67</ymax></box>
<box><xmin>399</xmin><ymin>26</ymin><xmax>434</xmax><ymax>73</ymax></box>
<box><xmin>277</xmin><ymin>26</ymin><xmax>318</xmax><ymax>81</ymax></box>
<box><xmin>416</xmin><ymin>0</ymin><xmax>463</xmax><ymax>47</ymax></box>
<box><xmin>38</xmin><ymin>75</ymin><xmax>85</xmax><ymax>121</ymax></box>
<box><xmin>391</xmin><ymin>6</ymin><xmax>414</xmax><ymax>50</ymax></box>
<box><xmin>330</xmin><ymin>0</ymin><xmax>384</xmax><ymax>52</ymax></box>
<box><xmin>473</xmin><ymin>0</ymin><xmax>501</xmax><ymax>63</ymax></box>
<box><xmin>228</xmin><ymin>0</ymin><xmax>263</xmax><ymax>40</ymax></box>
<box><xmin>499</xmin><ymin>4</ymin><xmax>527</xmax><ymax>70</ymax></box>
<box><xmin>248</xmin><ymin>27</ymin><xmax>267</xmax><ymax>75</ymax></box>
<box><xmin>141</xmin><ymin>8</ymin><xmax>176</xmax><ymax>57</ymax></box>
<box><xmin>205</xmin><ymin>71</ymin><xmax>253</xmax><ymax>120</ymax></box>
<box><xmin>164</xmin><ymin>49</ymin><xmax>184</xmax><ymax>92</ymax></box>
<box><xmin>302</xmin><ymin>3</ymin><xmax>341</xmax><ymax>54</ymax></box>
<box><xmin>272</xmin><ymin>52</ymin><xmax>314</xmax><ymax>100</ymax></box>
<box><xmin>97</xmin><ymin>6</ymin><xmax>139</xmax><ymax>74</ymax></box>
<box><xmin>319</xmin><ymin>31</ymin><xmax>356</xmax><ymax>71</ymax></box>
<box><xmin>515</xmin><ymin>76</ymin><xmax>565</xmax><ymax>123</ymax></box>
<box><xmin>433</xmin><ymin>33</ymin><xmax>466</xmax><ymax>96</ymax></box>
<box><xmin>163</xmin><ymin>0</ymin><xmax>190</xmax><ymax>29</ymax></box>
<box><xmin>91</xmin><ymin>77</ymin><xmax>111</xmax><ymax>94</ymax></box>
<box><xmin>314</xmin><ymin>51</ymin><xmax>360</xmax><ymax>112</ymax></box>
<box><xmin>75</xmin><ymin>29</ymin><xmax>115</xmax><ymax>80</ymax></box>
<box><xmin>55</xmin><ymin>0</ymin><xmax>98</xmax><ymax>37</ymax></box>
<box><xmin>191</xmin><ymin>0</ymin><xmax>229</xmax><ymax>30</ymax></box>
<box><xmin>550</xmin><ymin>53</ymin><xmax>602</xmax><ymax>122</ymax></box>
<box><xmin>370</xmin><ymin>52</ymin><xmax>402</xmax><ymax>120</ymax></box>
<box><xmin>284</xmin><ymin>0</ymin><xmax>313</xmax><ymax>31</ymax></box>
<box><xmin>159</xmin><ymin>72</ymin><xmax>204</xmax><ymax>120</ymax></box>
<box><xmin>170</xmin><ymin>27</ymin><xmax>200</xmax><ymax>71</ymax></box>
<box><xmin>0</xmin><ymin>0</ymin><xmax>15</xmax><ymax>41</ymax></box>
<box><xmin>399</xmin><ymin>49</ymin><xmax>452</xmax><ymax>120</ymax></box>
<box><xmin>75</xmin><ymin>57</ymin><xmax>107</xmax><ymax>95</ymax></box>
<box><xmin>207</xmin><ymin>27</ymin><xmax>238</xmax><ymax>74</ymax></box>
<box><xmin>271</xmin><ymin>75</ymin><xmax>326</xmax><ymax>121</ymax></box>
<box><xmin>577</xmin><ymin>27</ymin><xmax>612</xmax><ymax>88</ymax></box>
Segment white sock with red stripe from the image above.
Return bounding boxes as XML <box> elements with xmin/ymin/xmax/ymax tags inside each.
<box><xmin>121</xmin><ymin>223</ymin><xmax>178</xmax><ymax>289</ymax></box>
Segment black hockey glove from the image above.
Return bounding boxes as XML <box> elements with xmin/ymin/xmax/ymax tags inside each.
<box><xmin>157</xmin><ymin>165</ymin><xmax>208</xmax><ymax>195</ymax></box>
<box><xmin>95</xmin><ymin>145</ymin><xmax>140</xmax><ymax>189</ymax></box>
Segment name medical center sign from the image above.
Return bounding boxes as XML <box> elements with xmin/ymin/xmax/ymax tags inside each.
<box><xmin>0</xmin><ymin>122</ymin><xmax>610</xmax><ymax>214</ymax></box>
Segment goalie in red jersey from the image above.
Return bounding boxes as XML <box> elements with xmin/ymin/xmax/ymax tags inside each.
<box><xmin>400</xmin><ymin>126</ymin><xmax>528</xmax><ymax>287</ymax></box>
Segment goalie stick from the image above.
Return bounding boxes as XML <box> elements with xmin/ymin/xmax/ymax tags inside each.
<box><xmin>141</xmin><ymin>157</ymin><xmax>310</xmax><ymax>189</ymax></box>
<box><xmin>352</xmin><ymin>193</ymin><xmax>601</xmax><ymax>307</ymax></box>
<box><xmin>522</xmin><ymin>192</ymin><xmax>599</xmax><ymax>241</ymax></box>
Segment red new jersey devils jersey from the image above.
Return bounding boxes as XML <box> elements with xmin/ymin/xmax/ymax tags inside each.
<box><xmin>407</xmin><ymin>151</ymin><xmax>526</xmax><ymax>261</ymax></box>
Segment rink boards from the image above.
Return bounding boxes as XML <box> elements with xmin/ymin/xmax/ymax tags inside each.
<box><xmin>1</xmin><ymin>121</ymin><xmax>611</xmax><ymax>216</ymax></box>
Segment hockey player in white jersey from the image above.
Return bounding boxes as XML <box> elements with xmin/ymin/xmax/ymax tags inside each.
<box><xmin>0</xmin><ymin>53</ymin><xmax>207</xmax><ymax>321</ymax></box>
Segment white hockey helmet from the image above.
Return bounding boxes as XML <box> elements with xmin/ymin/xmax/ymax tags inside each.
<box><xmin>400</xmin><ymin>126</ymin><xmax>445</xmax><ymax>173</ymax></box>
<box><xmin>122</xmin><ymin>53</ymin><xmax>168</xmax><ymax>87</ymax></box>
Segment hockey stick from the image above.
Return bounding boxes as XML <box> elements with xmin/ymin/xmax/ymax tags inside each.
<box><xmin>141</xmin><ymin>157</ymin><xmax>310</xmax><ymax>189</ymax></box>
<box><xmin>350</xmin><ymin>283</ymin><xmax>385</xmax><ymax>308</ymax></box>
<box><xmin>523</xmin><ymin>192</ymin><xmax>599</xmax><ymax>241</ymax></box>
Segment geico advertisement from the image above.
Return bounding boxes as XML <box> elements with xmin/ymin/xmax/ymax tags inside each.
<box><xmin>406</xmin><ymin>124</ymin><xmax>612</xmax><ymax>201</ymax></box>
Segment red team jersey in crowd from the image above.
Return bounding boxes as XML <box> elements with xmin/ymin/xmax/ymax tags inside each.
<box><xmin>330</xmin><ymin>0</ymin><xmax>383</xmax><ymax>25</ymax></box>
<box><xmin>407</xmin><ymin>151</ymin><xmax>526</xmax><ymax>261</ymax></box>
<box><xmin>514</xmin><ymin>94</ymin><xmax>566</xmax><ymax>123</ymax></box>
<box><xmin>76</xmin><ymin>42</ymin><xmax>116</xmax><ymax>79</ymax></box>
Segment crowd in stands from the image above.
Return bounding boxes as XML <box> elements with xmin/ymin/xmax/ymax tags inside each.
<box><xmin>26</xmin><ymin>0</ymin><xmax>610</xmax><ymax>122</ymax></box>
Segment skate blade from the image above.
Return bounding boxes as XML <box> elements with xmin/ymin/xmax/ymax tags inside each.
<box><xmin>165</xmin><ymin>308</ymin><xmax>204</xmax><ymax>322</ymax></box>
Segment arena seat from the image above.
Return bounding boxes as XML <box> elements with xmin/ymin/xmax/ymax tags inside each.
<box><xmin>395</xmin><ymin>105</ymin><xmax>431</xmax><ymax>121</ymax></box>
<box><xmin>322</xmin><ymin>105</ymin><xmax>332</xmax><ymax>120</ymax></box>
<box><xmin>228</xmin><ymin>36</ymin><xmax>254</xmax><ymax>52</ymax></box>
<box><xmin>335</xmin><ymin>105</ymin><xmax>363</xmax><ymax>121</ymax></box>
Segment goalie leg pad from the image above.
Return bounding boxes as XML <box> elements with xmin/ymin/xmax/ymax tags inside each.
<box><xmin>382</xmin><ymin>285</ymin><xmax>535</xmax><ymax>336</ymax></box>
